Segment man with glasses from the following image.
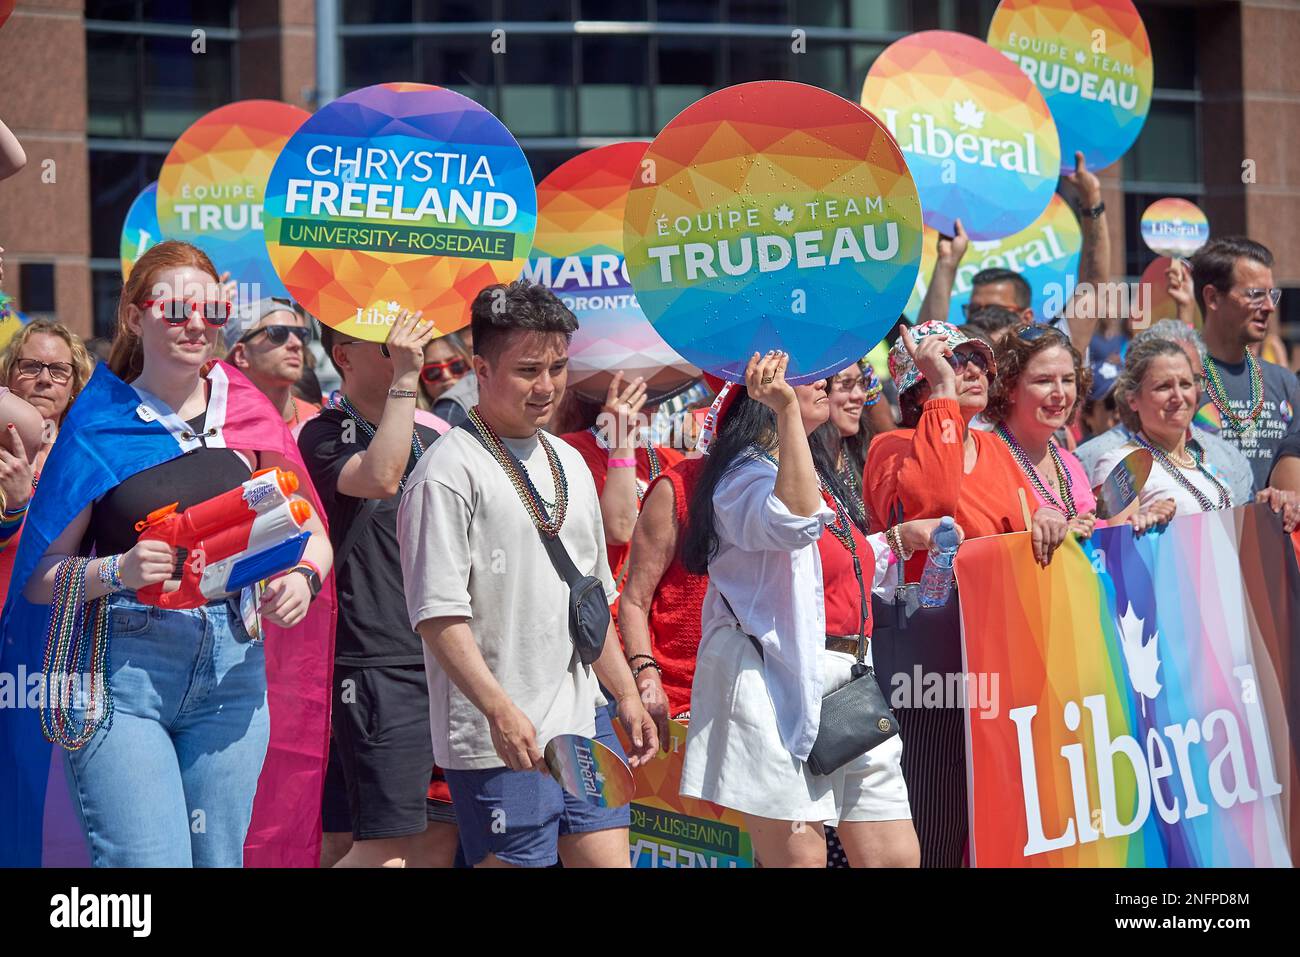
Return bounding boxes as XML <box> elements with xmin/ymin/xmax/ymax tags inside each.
<box><xmin>225</xmin><ymin>297</ymin><xmax>319</xmax><ymax>430</ymax></box>
<box><xmin>1190</xmin><ymin>237</ymin><xmax>1300</xmax><ymax>491</ymax></box>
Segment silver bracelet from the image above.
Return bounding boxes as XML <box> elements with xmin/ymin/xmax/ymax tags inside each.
<box><xmin>388</xmin><ymin>388</ymin><xmax>418</xmax><ymax>399</ymax></box>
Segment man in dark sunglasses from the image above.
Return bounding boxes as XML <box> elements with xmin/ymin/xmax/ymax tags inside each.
<box><xmin>225</xmin><ymin>297</ymin><xmax>320</xmax><ymax>429</ymax></box>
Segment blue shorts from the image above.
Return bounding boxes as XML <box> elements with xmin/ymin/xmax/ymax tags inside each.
<box><xmin>444</xmin><ymin>703</ymin><xmax>631</xmax><ymax>867</ymax></box>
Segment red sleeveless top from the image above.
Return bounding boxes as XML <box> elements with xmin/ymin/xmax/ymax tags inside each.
<box><xmin>817</xmin><ymin>488</ymin><xmax>875</xmax><ymax>640</ymax></box>
<box><xmin>646</xmin><ymin>457</ymin><xmax>709</xmax><ymax>718</ymax></box>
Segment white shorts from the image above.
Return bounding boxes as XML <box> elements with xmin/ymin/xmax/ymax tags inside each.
<box><xmin>679</xmin><ymin>623</ymin><xmax>910</xmax><ymax>825</ymax></box>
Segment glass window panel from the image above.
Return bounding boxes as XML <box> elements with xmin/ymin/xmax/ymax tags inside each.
<box><xmin>343</xmin><ymin>0</ymin><xmax>415</xmax><ymax>24</ymax></box>
<box><xmin>657</xmin><ymin>0</ymin><xmax>720</xmax><ymax>22</ymax></box>
<box><xmin>727</xmin><ymin>38</ymin><xmax>793</xmax><ymax>84</ymax></box>
<box><xmin>502</xmin><ymin>38</ymin><xmax>575</xmax><ymax>137</ymax></box>
<box><xmin>415</xmin><ymin>0</ymin><xmax>488</xmax><ymax>20</ymax></box>
<box><xmin>794</xmin><ymin>42</ymin><xmax>847</xmax><ymax>96</ymax></box>
<box><xmin>655</xmin><ymin>37</ymin><xmax>718</xmax><ymax>127</ymax></box>
<box><xmin>141</xmin><ymin>37</ymin><xmax>233</xmax><ymax>140</ymax></box>
<box><xmin>527</xmin><ymin>148</ymin><xmax>586</xmax><ymax>183</ymax></box>
<box><xmin>794</xmin><ymin>0</ymin><xmax>844</xmax><ymax>28</ymax></box>
<box><xmin>87</xmin><ymin>33</ymin><xmax>139</xmax><ymax>139</ymax></box>
<box><xmin>1140</xmin><ymin>3</ymin><xmax>1197</xmax><ymax>90</ymax></box>
<box><xmin>502</xmin><ymin>0</ymin><xmax>572</xmax><ymax>21</ymax></box>
<box><xmin>90</xmin><ymin>150</ymin><xmax>165</xmax><ymax>260</ymax></box>
<box><xmin>417</xmin><ymin>36</ymin><xmax>496</xmax><ymax>111</ymax></box>
<box><xmin>850</xmin><ymin>0</ymin><xmax>907</xmax><ymax>31</ymax></box>
<box><xmin>1122</xmin><ymin>101</ymin><xmax>1199</xmax><ymax>185</ymax></box>
<box><xmin>850</xmin><ymin>41</ymin><xmax>886</xmax><ymax>95</ymax></box>
<box><xmin>86</xmin><ymin>0</ymin><xmax>139</xmax><ymax>21</ymax></box>
<box><xmin>581</xmin><ymin>0</ymin><xmax>646</xmax><ymax>18</ymax></box>
<box><xmin>19</xmin><ymin>264</ymin><xmax>56</xmax><ymax>314</ymax></box>
<box><xmin>140</xmin><ymin>1</ymin><xmax>235</xmax><ymax>26</ymax></box>
<box><xmin>579</xmin><ymin>37</ymin><xmax>649</xmax><ymax>136</ymax></box>
<box><xmin>93</xmin><ymin>269</ymin><xmax>125</xmax><ymax>340</ymax></box>
<box><xmin>726</xmin><ymin>0</ymin><xmax>790</xmax><ymax>24</ymax></box>
<box><xmin>342</xmin><ymin>36</ymin><xmax>417</xmax><ymax>94</ymax></box>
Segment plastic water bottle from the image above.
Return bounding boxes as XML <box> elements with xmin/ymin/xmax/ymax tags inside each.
<box><xmin>918</xmin><ymin>516</ymin><xmax>960</xmax><ymax>608</ymax></box>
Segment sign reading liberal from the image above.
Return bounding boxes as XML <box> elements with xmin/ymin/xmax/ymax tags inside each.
<box><xmin>120</xmin><ymin>182</ymin><xmax>162</xmax><ymax>282</ymax></box>
<box><xmin>158</xmin><ymin>100</ymin><xmax>310</xmax><ymax>299</ymax></box>
<box><xmin>525</xmin><ymin>142</ymin><xmax>699</xmax><ymax>404</ymax></box>
<box><xmin>862</xmin><ymin>31</ymin><xmax>1060</xmax><ymax>241</ymax></box>
<box><xmin>903</xmin><ymin>194</ymin><xmax>1081</xmax><ymax>325</ymax></box>
<box><xmin>263</xmin><ymin>82</ymin><xmax>536</xmax><ymax>342</ymax></box>
<box><xmin>624</xmin><ymin>81</ymin><xmax>922</xmax><ymax>384</ymax></box>
<box><xmin>1140</xmin><ymin>198</ymin><xmax>1209</xmax><ymax>259</ymax></box>
<box><xmin>988</xmin><ymin>0</ymin><xmax>1153</xmax><ymax>175</ymax></box>
<box><xmin>956</xmin><ymin>507</ymin><xmax>1298</xmax><ymax>867</ymax></box>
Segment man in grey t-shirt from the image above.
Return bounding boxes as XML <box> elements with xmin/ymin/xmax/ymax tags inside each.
<box><xmin>399</xmin><ymin>280</ymin><xmax>656</xmax><ymax>869</ymax></box>
<box><xmin>1190</xmin><ymin>237</ymin><xmax>1300</xmax><ymax>492</ymax></box>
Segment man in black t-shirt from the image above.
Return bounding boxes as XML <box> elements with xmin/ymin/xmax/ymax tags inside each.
<box><xmin>298</xmin><ymin>309</ymin><xmax>456</xmax><ymax>868</ymax></box>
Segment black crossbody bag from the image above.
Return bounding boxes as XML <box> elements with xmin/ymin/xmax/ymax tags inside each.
<box><xmin>722</xmin><ymin>492</ymin><xmax>898</xmax><ymax>777</ymax></box>
<box><xmin>459</xmin><ymin>421</ymin><xmax>608</xmax><ymax>666</ymax></box>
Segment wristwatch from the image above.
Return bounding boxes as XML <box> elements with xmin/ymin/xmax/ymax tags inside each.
<box><xmin>289</xmin><ymin>564</ymin><xmax>322</xmax><ymax>599</ymax></box>
<box><xmin>1080</xmin><ymin>201</ymin><xmax>1106</xmax><ymax>219</ymax></box>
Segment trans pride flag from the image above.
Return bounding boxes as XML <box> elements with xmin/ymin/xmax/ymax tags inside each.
<box><xmin>0</xmin><ymin>361</ymin><xmax>335</xmax><ymax>867</ymax></box>
<box><xmin>956</xmin><ymin>505</ymin><xmax>1297</xmax><ymax>867</ymax></box>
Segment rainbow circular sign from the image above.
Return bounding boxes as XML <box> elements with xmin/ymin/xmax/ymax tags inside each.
<box><xmin>0</xmin><ymin>1</ymin><xmax>14</xmax><ymax>31</ymax></box>
<box><xmin>157</xmin><ymin>100</ymin><xmax>310</xmax><ymax>299</ymax></box>
<box><xmin>862</xmin><ymin>30</ymin><xmax>1060</xmax><ymax>241</ymax></box>
<box><xmin>988</xmin><ymin>0</ymin><xmax>1153</xmax><ymax>174</ymax></box>
<box><xmin>1140</xmin><ymin>198</ymin><xmax>1209</xmax><ymax>258</ymax></box>
<box><xmin>528</xmin><ymin>143</ymin><xmax>699</xmax><ymax>404</ymax></box>
<box><xmin>903</xmin><ymin>195</ymin><xmax>1082</xmax><ymax>324</ymax></box>
<box><xmin>263</xmin><ymin>82</ymin><xmax>536</xmax><ymax>342</ymax></box>
<box><xmin>120</xmin><ymin>182</ymin><xmax>161</xmax><ymax>281</ymax></box>
<box><xmin>1137</xmin><ymin>255</ymin><xmax>1202</xmax><ymax>329</ymax></box>
<box><xmin>624</xmin><ymin>81</ymin><xmax>922</xmax><ymax>384</ymax></box>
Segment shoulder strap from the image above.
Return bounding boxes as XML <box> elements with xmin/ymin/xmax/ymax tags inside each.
<box><xmin>334</xmin><ymin>498</ymin><xmax>380</xmax><ymax>571</ymax></box>
<box><xmin>457</xmin><ymin>420</ymin><xmax>584</xmax><ymax>588</ymax></box>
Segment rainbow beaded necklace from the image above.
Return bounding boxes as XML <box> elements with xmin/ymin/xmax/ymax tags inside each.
<box><xmin>40</xmin><ymin>557</ymin><xmax>113</xmax><ymax>750</ymax></box>
<box><xmin>468</xmin><ymin>406</ymin><xmax>568</xmax><ymax>535</ymax></box>
<box><xmin>1202</xmin><ymin>350</ymin><xmax>1264</xmax><ymax>433</ymax></box>
<box><xmin>996</xmin><ymin>424</ymin><xmax>1078</xmax><ymax>519</ymax></box>
<box><xmin>1133</xmin><ymin>432</ymin><xmax>1231</xmax><ymax>512</ymax></box>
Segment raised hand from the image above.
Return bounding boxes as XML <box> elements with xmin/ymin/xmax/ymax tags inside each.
<box><xmin>745</xmin><ymin>350</ymin><xmax>797</xmax><ymax>413</ymax></box>
<box><xmin>899</xmin><ymin>323</ymin><xmax>957</xmax><ymax>399</ymax></box>
<box><xmin>385</xmin><ymin>309</ymin><xmax>438</xmax><ymax>383</ymax></box>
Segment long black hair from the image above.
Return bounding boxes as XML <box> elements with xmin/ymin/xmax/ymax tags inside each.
<box><xmin>682</xmin><ymin>388</ymin><xmax>865</xmax><ymax>575</ymax></box>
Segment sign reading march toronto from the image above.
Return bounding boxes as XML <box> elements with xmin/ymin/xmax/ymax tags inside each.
<box><xmin>158</xmin><ymin>100</ymin><xmax>311</xmax><ymax>299</ymax></box>
<box><xmin>861</xmin><ymin>30</ymin><xmax>1060</xmax><ymax>241</ymax></box>
<box><xmin>525</xmin><ymin>142</ymin><xmax>699</xmax><ymax>404</ymax></box>
<box><xmin>624</xmin><ymin>81</ymin><xmax>922</xmax><ymax>384</ymax></box>
<box><xmin>988</xmin><ymin>0</ymin><xmax>1153</xmax><ymax>175</ymax></box>
<box><xmin>263</xmin><ymin>82</ymin><xmax>537</xmax><ymax>341</ymax></box>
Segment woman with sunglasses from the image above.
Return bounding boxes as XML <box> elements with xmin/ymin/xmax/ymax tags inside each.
<box><xmin>418</xmin><ymin>334</ymin><xmax>472</xmax><ymax>404</ymax></box>
<box><xmin>680</xmin><ymin>351</ymin><xmax>934</xmax><ymax>868</ymax></box>
<box><xmin>226</xmin><ymin>297</ymin><xmax>319</xmax><ymax>432</ymax></box>
<box><xmin>819</xmin><ymin>361</ymin><xmax>892</xmax><ymax>505</ymax></box>
<box><xmin>0</xmin><ymin>240</ymin><xmax>335</xmax><ymax>867</ymax></box>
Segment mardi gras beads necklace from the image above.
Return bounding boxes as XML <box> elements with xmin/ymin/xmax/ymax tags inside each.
<box><xmin>996</xmin><ymin>424</ymin><xmax>1077</xmax><ymax>519</ymax></box>
<box><xmin>1133</xmin><ymin>432</ymin><xmax>1231</xmax><ymax>512</ymax></box>
<box><xmin>338</xmin><ymin>395</ymin><xmax>425</xmax><ymax>491</ymax></box>
<box><xmin>1202</xmin><ymin>350</ymin><xmax>1264</xmax><ymax>433</ymax></box>
<box><xmin>470</xmin><ymin>407</ymin><xmax>568</xmax><ymax>534</ymax></box>
<box><xmin>40</xmin><ymin>557</ymin><xmax>113</xmax><ymax>750</ymax></box>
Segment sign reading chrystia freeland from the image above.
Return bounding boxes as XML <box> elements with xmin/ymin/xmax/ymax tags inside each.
<box><xmin>955</xmin><ymin>506</ymin><xmax>1297</xmax><ymax>867</ymax></box>
<box><xmin>262</xmin><ymin>82</ymin><xmax>536</xmax><ymax>341</ymax></box>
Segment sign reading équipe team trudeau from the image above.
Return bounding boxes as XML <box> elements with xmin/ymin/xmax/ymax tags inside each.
<box><xmin>988</xmin><ymin>0</ymin><xmax>1153</xmax><ymax>174</ymax></box>
<box><xmin>262</xmin><ymin>82</ymin><xmax>537</xmax><ymax>341</ymax></box>
<box><xmin>861</xmin><ymin>30</ymin><xmax>1060</xmax><ymax>241</ymax></box>
<box><xmin>624</xmin><ymin>81</ymin><xmax>922</xmax><ymax>384</ymax></box>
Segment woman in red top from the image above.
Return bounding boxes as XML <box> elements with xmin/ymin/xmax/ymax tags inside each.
<box><xmin>558</xmin><ymin>371</ymin><xmax>684</xmax><ymax>587</ymax></box>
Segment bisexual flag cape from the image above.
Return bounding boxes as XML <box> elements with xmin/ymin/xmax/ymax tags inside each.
<box><xmin>0</xmin><ymin>360</ymin><xmax>335</xmax><ymax>867</ymax></box>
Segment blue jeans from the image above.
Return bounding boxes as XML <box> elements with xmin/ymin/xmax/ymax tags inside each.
<box><xmin>62</xmin><ymin>592</ymin><xmax>270</xmax><ymax>867</ymax></box>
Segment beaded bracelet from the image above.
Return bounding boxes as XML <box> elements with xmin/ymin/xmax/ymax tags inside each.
<box><xmin>886</xmin><ymin>525</ymin><xmax>914</xmax><ymax>563</ymax></box>
<box><xmin>97</xmin><ymin>554</ymin><xmax>124</xmax><ymax>592</ymax></box>
<box><xmin>608</xmin><ymin>457</ymin><xmax>637</xmax><ymax>469</ymax></box>
<box><xmin>3</xmin><ymin>499</ymin><xmax>29</xmax><ymax>518</ymax></box>
<box><xmin>631</xmin><ymin>661</ymin><xmax>662</xmax><ymax>679</ymax></box>
<box><xmin>627</xmin><ymin>653</ymin><xmax>657</xmax><ymax>665</ymax></box>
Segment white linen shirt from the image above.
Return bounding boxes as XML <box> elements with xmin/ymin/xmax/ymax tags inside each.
<box><xmin>702</xmin><ymin>453</ymin><xmax>894</xmax><ymax>762</ymax></box>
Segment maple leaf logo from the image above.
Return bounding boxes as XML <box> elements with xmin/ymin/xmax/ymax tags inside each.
<box><xmin>1075</xmin><ymin>50</ymin><xmax>1088</xmax><ymax>66</ymax></box>
<box><xmin>953</xmin><ymin>99</ymin><xmax>985</xmax><ymax>130</ymax></box>
<box><xmin>386</xmin><ymin>300</ymin><xmax>400</xmax><ymax>312</ymax></box>
<box><xmin>772</xmin><ymin>203</ymin><xmax>795</xmax><ymax>225</ymax></box>
<box><xmin>1117</xmin><ymin>604</ymin><xmax>1162</xmax><ymax>716</ymax></box>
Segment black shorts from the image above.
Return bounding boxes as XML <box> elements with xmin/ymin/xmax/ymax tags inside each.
<box><xmin>331</xmin><ymin>663</ymin><xmax>435</xmax><ymax>841</ymax></box>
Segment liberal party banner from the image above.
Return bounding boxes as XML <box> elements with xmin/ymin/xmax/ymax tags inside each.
<box><xmin>988</xmin><ymin>0</ymin><xmax>1153</xmax><ymax>174</ymax></box>
<box><xmin>1140</xmin><ymin>198</ymin><xmax>1210</xmax><ymax>259</ymax></box>
<box><xmin>861</xmin><ymin>30</ymin><xmax>1060</xmax><ymax>241</ymax></box>
<box><xmin>955</xmin><ymin>505</ymin><xmax>1298</xmax><ymax>867</ymax></box>
<box><xmin>624</xmin><ymin>80</ymin><xmax>922</xmax><ymax>384</ymax></box>
<box><xmin>263</xmin><ymin>82</ymin><xmax>536</xmax><ymax>342</ymax></box>
<box><xmin>524</xmin><ymin>142</ymin><xmax>699</xmax><ymax>404</ymax></box>
<box><xmin>903</xmin><ymin>194</ymin><xmax>1081</xmax><ymax>324</ymax></box>
<box><xmin>157</xmin><ymin>100</ymin><xmax>310</xmax><ymax>298</ymax></box>
<box><xmin>616</xmin><ymin>719</ymin><xmax>755</xmax><ymax>868</ymax></box>
<box><xmin>120</xmin><ymin>181</ymin><xmax>161</xmax><ymax>281</ymax></box>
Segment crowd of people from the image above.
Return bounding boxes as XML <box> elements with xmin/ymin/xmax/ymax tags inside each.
<box><xmin>0</xmin><ymin>221</ymin><xmax>1298</xmax><ymax>870</ymax></box>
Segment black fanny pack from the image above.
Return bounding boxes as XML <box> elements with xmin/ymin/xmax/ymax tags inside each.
<box><xmin>459</xmin><ymin>421</ymin><xmax>608</xmax><ymax>666</ymax></box>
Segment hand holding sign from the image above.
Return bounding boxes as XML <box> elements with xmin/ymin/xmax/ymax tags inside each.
<box><xmin>1096</xmin><ymin>448</ymin><xmax>1153</xmax><ymax>519</ymax></box>
<box><xmin>545</xmin><ymin>733</ymin><xmax>636</xmax><ymax>807</ymax></box>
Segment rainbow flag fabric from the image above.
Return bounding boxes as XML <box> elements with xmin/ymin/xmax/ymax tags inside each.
<box><xmin>955</xmin><ymin>505</ymin><xmax>1297</xmax><ymax>867</ymax></box>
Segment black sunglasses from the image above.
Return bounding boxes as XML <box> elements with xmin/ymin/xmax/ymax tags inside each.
<box><xmin>945</xmin><ymin>349</ymin><xmax>990</xmax><ymax>374</ymax></box>
<box><xmin>241</xmin><ymin>324</ymin><xmax>310</xmax><ymax>347</ymax></box>
<box><xmin>340</xmin><ymin>340</ymin><xmax>391</xmax><ymax>359</ymax></box>
<box><xmin>1017</xmin><ymin>323</ymin><xmax>1070</xmax><ymax>344</ymax></box>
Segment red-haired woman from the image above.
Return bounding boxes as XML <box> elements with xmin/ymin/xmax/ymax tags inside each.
<box><xmin>0</xmin><ymin>240</ymin><xmax>334</xmax><ymax>867</ymax></box>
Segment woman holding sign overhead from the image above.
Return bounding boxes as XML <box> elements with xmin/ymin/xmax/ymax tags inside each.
<box><xmin>680</xmin><ymin>350</ymin><xmax>946</xmax><ymax>868</ymax></box>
